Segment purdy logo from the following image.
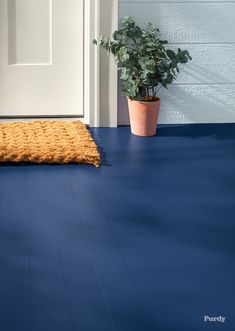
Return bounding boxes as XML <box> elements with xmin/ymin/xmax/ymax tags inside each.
<box><xmin>204</xmin><ymin>315</ymin><xmax>226</xmax><ymax>323</ymax></box>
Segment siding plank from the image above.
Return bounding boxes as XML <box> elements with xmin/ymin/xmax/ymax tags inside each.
<box><xmin>117</xmin><ymin>44</ymin><xmax>235</xmax><ymax>85</ymax></box>
<box><xmin>119</xmin><ymin>85</ymin><xmax>235</xmax><ymax>124</ymax></box>
<box><xmin>120</xmin><ymin>0</ymin><xmax>235</xmax><ymax>3</ymax></box>
<box><xmin>119</xmin><ymin>3</ymin><xmax>235</xmax><ymax>43</ymax></box>
<box><xmin>168</xmin><ymin>44</ymin><xmax>235</xmax><ymax>84</ymax></box>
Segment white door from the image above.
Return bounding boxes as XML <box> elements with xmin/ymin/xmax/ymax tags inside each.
<box><xmin>0</xmin><ymin>0</ymin><xmax>84</xmax><ymax>117</ymax></box>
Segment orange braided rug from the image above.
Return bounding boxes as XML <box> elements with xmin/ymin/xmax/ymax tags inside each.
<box><xmin>0</xmin><ymin>120</ymin><xmax>100</xmax><ymax>167</ymax></box>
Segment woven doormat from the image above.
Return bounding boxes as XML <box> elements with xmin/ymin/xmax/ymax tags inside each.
<box><xmin>0</xmin><ymin>120</ymin><xmax>100</xmax><ymax>167</ymax></box>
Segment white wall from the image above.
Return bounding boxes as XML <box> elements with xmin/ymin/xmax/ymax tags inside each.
<box><xmin>119</xmin><ymin>0</ymin><xmax>235</xmax><ymax>125</ymax></box>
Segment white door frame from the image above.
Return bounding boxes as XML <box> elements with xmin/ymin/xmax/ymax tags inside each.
<box><xmin>84</xmin><ymin>0</ymin><xmax>118</xmax><ymax>127</ymax></box>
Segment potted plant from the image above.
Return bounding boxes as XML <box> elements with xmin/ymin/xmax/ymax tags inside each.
<box><xmin>94</xmin><ymin>16</ymin><xmax>192</xmax><ymax>136</ymax></box>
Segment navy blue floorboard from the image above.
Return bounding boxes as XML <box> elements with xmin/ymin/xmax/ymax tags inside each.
<box><xmin>0</xmin><ymin>124</ymin><xmax>235</xmax><ymax>331</ymax></box>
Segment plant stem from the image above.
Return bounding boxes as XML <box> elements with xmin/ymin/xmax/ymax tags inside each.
<box><xmin>152</xmin><ymin>87</ymin><xmax>155</xmax><ymax>97</ymax></box>
<box><xmin>147</xmin><ymin>88</ymin><xmax>150</xmax><ymax>101</ymax></box>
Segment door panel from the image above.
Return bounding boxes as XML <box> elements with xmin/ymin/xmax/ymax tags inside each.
<box><xmin>8</xmin><ymin>0</ymin><xmax>51</xmax><ymax>65</ymax></box>
<box><xmin>0</xmin><ymin>0</ymin><xmax>84</xmax><ymax>117</ymax></box>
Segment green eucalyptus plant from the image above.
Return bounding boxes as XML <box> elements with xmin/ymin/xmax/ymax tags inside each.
<box><xmin>94</xmin><ymin>16</ymin><xmax>192</xmax><ymax>101</ymax></box>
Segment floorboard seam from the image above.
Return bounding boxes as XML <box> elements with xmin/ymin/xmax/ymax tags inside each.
<box><xmin>66</xmin><ymin>171</ymin><xmax>117</xmax><ymax>331</ymax></box>
<box><xmin>88</xmin><ymin>171</ymin><xmax>156</xmax><ymax>331</ymax></box>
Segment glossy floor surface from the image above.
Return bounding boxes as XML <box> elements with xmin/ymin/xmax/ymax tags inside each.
<box><xmin>0</xmin><ymin>124</ymin><xmax>234</xmax><ymax>331</ymax></box>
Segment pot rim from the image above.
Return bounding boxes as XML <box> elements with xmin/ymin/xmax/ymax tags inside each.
<box><xmin>127</xmin><ymin>97</ymin><xmax>160</xmax><ymax>104</ymax></box>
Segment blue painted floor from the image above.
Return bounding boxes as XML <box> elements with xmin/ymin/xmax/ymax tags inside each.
<box><xmin>0</xmin><ymin>124</ymin><xmax>235</xmax><ymax>331</ymax></box>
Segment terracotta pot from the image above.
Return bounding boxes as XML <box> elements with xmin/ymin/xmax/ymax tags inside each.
<box><xmin>128</xmin><ymin>97</ymin><xmax>160</xmax><ymax>136</ymax></box>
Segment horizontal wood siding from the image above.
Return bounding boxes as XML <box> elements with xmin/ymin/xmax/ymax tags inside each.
<box><xmin>121</xmin><ymin>0</ymin><xmax>235</xmax><ymax>2</ymax></box>
<box><xmin>118</xmin><ymin>1</ymin><xmax>235</xmax><ymax>124</ymax></box>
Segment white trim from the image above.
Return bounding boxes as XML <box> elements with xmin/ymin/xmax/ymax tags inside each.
<box><xmin>84</xmin><ymin>0</ymin><xmax>118</xmax><ymax>127</ymax></box>
<box><xmin>84</xmin><ymin>0</ymin><xmax>100</xmax><ymax>127</ymax></box>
